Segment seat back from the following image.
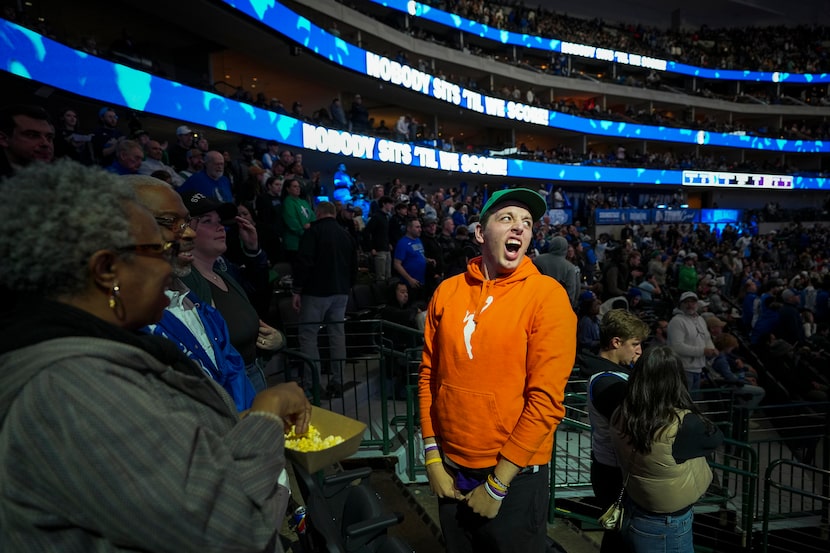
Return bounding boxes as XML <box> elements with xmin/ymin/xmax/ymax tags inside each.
<box><xmin>290</xmin><ymin>461</ymin><xmax>404</xmax><ymax>553</ymax></box>
<box><xmin>374</xmin><ymin>536</ymin><xmax>415</xmax><ymax>553</ymax></box>
<box><xmin>348</xmin><ymin>283</ymin><xmax>384</xmax><ymax>320</ymax></box>
<box><xmin>339</xmin><ymin>483</ymin><xmax>402</xmax><ymax>552</ymax></box>
<box><xmin>351</xmin><ymin>284</ymin><xmax>377</xmax><ymax>311</ymax></box>
<box><xmin>340</xmin><ymin>485</ymin><xmax>383</xmax><ymax>532</ymax></box>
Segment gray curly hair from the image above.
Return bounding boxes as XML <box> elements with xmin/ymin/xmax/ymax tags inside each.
<box><xmin>0</xmin><ymin>160</ymin><xmax>137</xmax><ymax>297</ymax></box>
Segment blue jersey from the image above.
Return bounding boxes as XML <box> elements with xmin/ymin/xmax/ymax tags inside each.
<box><xmin>394</xmin><ymin>235</ymin><xmax>427</xmax><ymax>284</ymax></box>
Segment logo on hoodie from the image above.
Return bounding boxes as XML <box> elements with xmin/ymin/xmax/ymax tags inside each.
<box><xmin>462</xmin><ymin>295</ymin><xmax>493</xmax><ymax>359</ymax></box>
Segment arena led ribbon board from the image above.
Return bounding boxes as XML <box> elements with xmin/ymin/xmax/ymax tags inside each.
<box><xmin>221</xmin><ymin>1</ymin><xmax>830</xmax><ymax>155</ymax></box>
<box><xmin>369</xmin><ymin>0</ymin><xmax>830</xmax><ymax>84</ymax></box>
<box><xmin>0</xmin><ymin>15</ymin><xmax>824</xmax><ymax>189</ymax></box>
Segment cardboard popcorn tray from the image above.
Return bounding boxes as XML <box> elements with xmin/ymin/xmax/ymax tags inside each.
<box><xmin>286</xmin><ymin>406</ymin><xmax>367</xmax><ymax>474</ymax></box>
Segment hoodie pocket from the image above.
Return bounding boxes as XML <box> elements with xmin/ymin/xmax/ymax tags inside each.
<box><xmin>435</xmin><ymin>383</ymin><xmax>510</xmax><ymax>452</ymax></box>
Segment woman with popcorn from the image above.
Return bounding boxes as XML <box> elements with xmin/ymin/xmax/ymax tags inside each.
<box><xmin>0</xmin><ymin>162</ymin><xmax>311</xmax><ymax>552</ymax></box>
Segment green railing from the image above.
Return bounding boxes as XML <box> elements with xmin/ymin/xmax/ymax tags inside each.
<box><xmin>543</xmin><ymin>393</ymin><xmax>828</xmax><ymax>551</ymax></box>
<box><xmin>548</xmin><ymin>414</ymin><xmax>593</xmax><ymax>524</ymax></box>
<box><xmin>761</xmin><ymin>459</ymin><xmax>830</xmax><ymax>553</ymax></box>
<box><xmin>705</xmin><ymin>438</ymin><xmax>759</xmax><ymax>549</ymax></box>
<box><xmin>730</xmin><ymin>402</ymin><xmax>829</xmax><ymax>520</ymax></box>
<box><xmin>278</xmin><ymin>315</ymin><xmax>830</xmax><ymax>552</ymax></box>
<box><xmin>279</xmin><ymin>318</ymin><xmax>393</xmax><ymax>448</ymax></box>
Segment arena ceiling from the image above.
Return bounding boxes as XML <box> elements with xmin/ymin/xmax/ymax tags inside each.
<box><xmin>534</xmin><ymin>0</ymin><xmax>830</xmax><ymax>29</ymax></box>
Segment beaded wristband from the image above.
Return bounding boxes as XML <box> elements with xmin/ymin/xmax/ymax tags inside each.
<box><xmin>424</xmin><ymin>457</ymin><xmax>443</xmax><ymax>467</ymax></box>
<box><xmin>246</xmin><ymin>411</ymin><xmax>284</xmax><ymax>426</ymax></box>
<box><xmin>491</xmin><ymin>473</ymin><xmax>510</xmax><ymax>490</ymax></box>
<box><xmin>484</xmin><ymin>480</ymin><xmax>507</xmax><ymax>501</ymax></box>
<box><xmin>487</xmin><ymin>474</ymin><xmax>509</xmax><ymax>494</ymax></box>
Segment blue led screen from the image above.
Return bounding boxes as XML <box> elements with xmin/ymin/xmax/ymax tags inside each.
<box><xmin>369</xmin><ymin>0</ymin><xmax>830</xmax><ymax>85</ymax></box>
<box><xmin>0</xmin><ymin>17</ymin><xmax>827</xmax><ymax>189</ymax></box>
<box><xmin>221</xmin><ymin>1</ymin><xmax>830</xmax><ymax>155</ymax></box>
<box><xmin>700</xmin><ymin>209</ymin><xmax>742</xmax><ymax>224</ymax></box>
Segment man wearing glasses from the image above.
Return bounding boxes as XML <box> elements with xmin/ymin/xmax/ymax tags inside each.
<box><xmin>126</xmin><ymin>175</ymin><xmax>257</xmax><ymax>412</ymax></box>
<box><xmin>179</xmin><ymin>150</ymin><xmax>233</xmax><ymax>203</ymax></box>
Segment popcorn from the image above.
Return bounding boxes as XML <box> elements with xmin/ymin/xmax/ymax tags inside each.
<box><xmin>285</xmin><ymin>423</ymin><xmax>344</xmax><ymax>452</ymax></box>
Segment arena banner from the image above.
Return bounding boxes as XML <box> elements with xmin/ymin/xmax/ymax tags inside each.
<box><xmin>594</xmin><ymin>209</ymin><xmax>628</xmax><ymax>225</ymax></box>
<box><xmin>652</xmin><ymin>209</ymin><xmax>698</xmax><ymax>223</ymax></box>
<box><xmin>545</xmin><ymin>209</ymin><xmax>572</xmax><ymax>226</ymax></box>
<box><xmin>626</xmin><ymin>209</ymin><xmax>652</xmax><ymax>224</ymax></box>
<box><xmin>594</xmin><ymin>209</ymin><xmax>652</xmax><ymax>225</ymax></box>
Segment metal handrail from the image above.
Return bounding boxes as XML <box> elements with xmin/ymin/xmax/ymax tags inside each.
<box><xmin>761</xmin><ymin>459</ymin><xmax>830</xmax><ymax>553</ymax></box>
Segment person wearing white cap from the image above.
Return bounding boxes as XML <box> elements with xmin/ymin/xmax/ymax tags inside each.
<box><xmin>168</xmin><ymin>124</ymin><xmax>194</xmax><ymax>172</ymax></box>
<box><xmin>667</xmin><ymin>291</ymin><xmax>717</xmax><ymax>391</ymax></box>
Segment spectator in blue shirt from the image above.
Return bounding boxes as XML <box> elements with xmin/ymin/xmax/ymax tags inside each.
<box><xmin>741</xmin><ymin>279</ymin><xmax>758</xmax><ymax>331</ymax></box>
<box><xmin>711</xmin><ymin>333</ymin><xmax>765</xmax><ymax>410</ymax></box>
<box><xmin>178</xmin><ymin>150</ymin><xmax>233</xmax><ymax>202</ymax></box>
<box><xmin>394</xmin><ymin>217</ymin><xmax>427</xmax><ymax>300</ymax></box>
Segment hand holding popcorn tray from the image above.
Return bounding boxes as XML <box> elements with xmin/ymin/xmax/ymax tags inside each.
<box><xmin>284</xmin><ymin>407</ymin><xmax>367</xmax><ymax>473</ymax></box>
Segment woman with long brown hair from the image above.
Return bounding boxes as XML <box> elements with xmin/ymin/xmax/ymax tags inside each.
<box><xmin>611</xmin><ymin>346</ymin><xmax>723</xmax><ymax>553</ymax></box>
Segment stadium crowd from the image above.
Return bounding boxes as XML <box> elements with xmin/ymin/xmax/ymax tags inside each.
<box><xmin>2</xmin><ymin>4</ymin><xmax>829</xmax><ymax>551</ymax></box>
<box><xmin>5</xmin><ymin>97</ymin><xmax>828</xmax><ymax>407</ymax></box>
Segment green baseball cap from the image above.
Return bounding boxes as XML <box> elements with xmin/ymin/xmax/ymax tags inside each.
<box><xmin>480</xmin><ymin>188</ymin><xmax>547</xmax><ymax>221</ymax></box>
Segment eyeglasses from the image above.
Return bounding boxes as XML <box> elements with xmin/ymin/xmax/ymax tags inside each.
<box><xmin>155</xmin><ymin>216</ymin><xmax>198</xmax><ymax>233</ymax></box>
<box><xmin>116</xmin><ymin>241</ymin><xmax>178</xmax><ymax>261</ymax></box>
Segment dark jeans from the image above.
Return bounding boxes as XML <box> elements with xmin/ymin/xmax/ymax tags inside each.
<box><xmin>245</xmin><ymin>360</ymin><xmax>267</xmax><ymax>393</ymax></box>
<box><xmin>591</xmin><ymin>457</ymin><xmax>632</xmax><ymax>553</ymax></box>
<box><xmin>438</xmin><ymin>465</ymin><xmax>549</xmax><ymax>553</ymax></box>
<box><xmin>622</xmin><ymin>499</ymin><xmax>694</xmax><ymax>553</ymax></box>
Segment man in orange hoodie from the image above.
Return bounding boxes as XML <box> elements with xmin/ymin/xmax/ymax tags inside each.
<box><xmin>419</xmin><ymin>188</ymin><xmax>577</xmax><ymax>552</ymax></box>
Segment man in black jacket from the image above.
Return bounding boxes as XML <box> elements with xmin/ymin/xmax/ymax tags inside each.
<box><xmin>292</xmin><ymin>201</ymin><xmax>357</xmax><ymax>394</ymax></box>
<box><xmin>388</xmin><ymin>200</ymin><xmax>409</xmax><ymax>251</ymax></box>
<box><xmin>364</xmin><ymin>195</ymin><xmax>394</xmax><ymax>283</ymax></box>
<box><xmin>775</xmin><ymin>288</ymin><xmax>805</xmax><ymax>345</ymax></box>
<box><xmin>420</xmin><ymin>215</ymin><xmax>444</xmax><ymax>298</ymax></box>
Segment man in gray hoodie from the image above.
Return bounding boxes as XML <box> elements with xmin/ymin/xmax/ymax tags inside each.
<box><xmin>667</xmin><ymin>291</ymin><xmax>718</xmax><ymax>391</ymax></box>
<box><xmin>534</xmin><ymin>235</ymin><xmax>580</xmax><ymax>308</ymax></box>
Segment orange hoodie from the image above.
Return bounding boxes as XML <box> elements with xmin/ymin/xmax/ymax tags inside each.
<box><xmin>419</xmin><ymin>256</ymin><xmax>577</xmax><ymax>469</ymax></box>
